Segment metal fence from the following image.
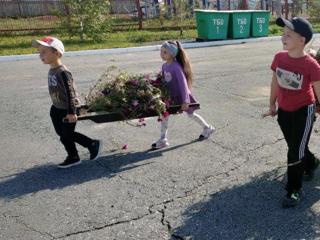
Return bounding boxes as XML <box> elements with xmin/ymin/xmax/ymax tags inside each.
<box><xmin>0</xmin><ymin>0</ymin><xmax>141</xmax><ymax>17</ymax></box>
<box><xmin>0</xmin><ymin>0</ymin><xmax>313</xmax><ymax>34</ymax></box>
<box><xmin>0</xmin><ymin>0</ymin><xmax>240</xmax><ymax>18</ymax></box>
<box><xmin>0</xmin><ymin>0</ymin><xmax>141</xmax><ymax>33</ymax></box>
<box><xmin>0</xmin><ymin>0</ymin><xmax>66</xmax><ymax>17</ymax></box>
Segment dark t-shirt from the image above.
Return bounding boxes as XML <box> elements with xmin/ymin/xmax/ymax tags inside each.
<box><xmin>48</xmin><ymin>65</ymin><xmax>79</xmax><ymax>114</ymax></box>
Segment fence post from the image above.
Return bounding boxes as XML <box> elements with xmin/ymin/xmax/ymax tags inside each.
<box><xmin>64</xmin><ymin>3</ymin><xmax>72</xmax><ymax>34</ymax></box>
<box><xmin>217</xmin><ymin>0</ymin><xmax>221</xmax><ymax>10</ymax></box>
<box><xmin>18</xmin><ymin>0</ymin><xmax>23</xmax><ymax>17</ymax></box>
<box><xmin>135</xmin><ymin>0</ymin><xmax>143</xmax><ymax>30</ymax></box>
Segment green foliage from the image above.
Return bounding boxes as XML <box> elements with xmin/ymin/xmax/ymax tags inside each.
<box><xmin>291</xmin><ymin>0</ymin><xmax>303</xmax><ymax>17</ymax></box>
<box><xmin>85</xmin><ymin>66</ymin><xmax>170</xmax><ymax>118</ymax></box>
<box><xmin>269</xmin><ymin>25</ymin><xmax>281</xmax><ymax>35</ymax></box>
<box><xmin>309</xmin><ymin>1</ymin><xmax>320</xmax><ymax>20</ymax></box>
<box><xmin>60</xmin><ymin>0</ymin><xmax>111</xmax><ymax>41</ymax></box>
<box><xmin>0</xmin><ymin>29</ymin><xmax>197</xmax><ymax>56</ymax></box>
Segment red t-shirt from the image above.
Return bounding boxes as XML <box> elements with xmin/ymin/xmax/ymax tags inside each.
<box><xmin>271</xmin><ymin>51</ymin><xmax>320</xmax><ymax>111</ymax></box>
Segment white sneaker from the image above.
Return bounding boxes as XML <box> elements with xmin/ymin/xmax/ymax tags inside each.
<box><xmin>151</xmin><ymin>138</ymin><xmax>169</xmax><ymax>149</ymax></box>
<box><xmin>199</xmin><ymin>125</ymin><xmax>215</xmax><ymax>140</ymax></box>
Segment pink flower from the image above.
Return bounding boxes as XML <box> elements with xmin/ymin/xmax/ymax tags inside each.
<box><xmin>132</xmin><ymin>100</ymin><xmax>139</xmax><ymax>107</ymax></box>
<box><xmin>164</xmin><ymin>99</ymin><xmax>171</xmax><ymax>107</ymax></box>
<box><xmin>130</xmin><ymin>80</ymin><xmax>139</xmax><ymax>86</ymax></box>
<box><xmin>144</xmin><ymin>74</ymin><xmax>151</xmax><ymax>80</ymax></box>
<box><xmin>162</xmin><ymin>111</ymin><xmax>170</xmax><ymax>119</ymax></box>
<box><xmin>122</xmin><ymin>144</ymin><xmax>128</xmax><ymax>150</ymax></box>
<box><xmin>150</xmin><ymin>79</ymin><xmax>162</xmax><ymax>87</ymax></box>
<box><xmin>138</xmin><ymin>118</ymin><xmax>147</xmax><ymax>126</ymax></box>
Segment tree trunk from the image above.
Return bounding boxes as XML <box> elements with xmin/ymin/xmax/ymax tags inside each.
<box><xmin>135</xmin><ymin>0</ymin><xmax>143</xmax><ymax>30</ymax></box>
<box><xmin>284</xmin><ymin>0</ymin><xmax>289</xmax><ymax>19</ymax></box>
<box><xmin>274</xmin><ymin>0</ymin><xmax>282</xmax><ymax>17</ymax></box>
<box><xmin>238</xmin><ymin>0</ymin><xmax>248</xmax><ymax>10</ymax></box>
<box><xmin>292</xmin><ymin>0</ymin><xmax>302</xmax><ymax>17</ymax></box>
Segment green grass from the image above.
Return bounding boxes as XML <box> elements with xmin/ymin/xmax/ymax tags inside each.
<box><xmin>0</xmin><ymin>29</ymin><xmax>197</xmax><ymax>56</ymax></box>
<box><xmin>1</xmin><ymin>21</ymin><xmax>320</xmax><ymax>56</ymax></box>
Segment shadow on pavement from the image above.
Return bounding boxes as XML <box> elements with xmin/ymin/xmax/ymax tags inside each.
<box><xmin>0</xmin><ymin>140</ymin><xmax>198</xmax><ymax>200</ymax></box>
<box><xmin>171</xmin><ymin>168</ymin><xmax>320</xmax><ymax>240</ymax></box>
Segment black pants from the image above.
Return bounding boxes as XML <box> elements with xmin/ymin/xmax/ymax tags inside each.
<box><xmin>277</xmin><ymin>104</ymin><xmax>316</xmax><ymax>193</ymax></box>
<box><xmin>50</xmin><ymin>105</ymin><xmax>93</xmax><ymax>158</ymax></box>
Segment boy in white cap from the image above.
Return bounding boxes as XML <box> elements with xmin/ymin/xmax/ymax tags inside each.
<box><xmin>267</xmin><ymin>17</ymin><xmax>320</xmax><ymax>208</ymax></box>
<box><xmin>32</xmin><ymin>36</ymin><xmax>102</xmax><ymax>168</ymax></box>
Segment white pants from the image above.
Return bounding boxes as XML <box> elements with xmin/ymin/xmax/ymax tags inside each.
<box><xmin>160</xmin><ymin>112</ymin><xmax>210</xmax><ymax>139</ymax></box>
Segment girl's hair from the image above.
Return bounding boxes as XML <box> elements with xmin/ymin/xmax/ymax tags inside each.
<box><xmin>168</xmin><ymin>41</ymin><xmax>193</xmax><ymax>89</ymax></box>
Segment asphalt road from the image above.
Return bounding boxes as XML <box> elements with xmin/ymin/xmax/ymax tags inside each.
<box><xmin>1</xmin><ymin>39</ymin><xmax>320</xmax><ymax>240</ymax></box>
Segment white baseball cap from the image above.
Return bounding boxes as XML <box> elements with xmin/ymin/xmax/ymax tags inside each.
<box><xmin>32</xmin><ymin>36</ymin><xmax>65</xmax><ymax>55</ymax></box>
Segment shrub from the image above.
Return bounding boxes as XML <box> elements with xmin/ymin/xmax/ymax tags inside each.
<box><xmin>60</xmin><ymin>0</ymin><xmax>111</xmax><ymax>42</ymax></box>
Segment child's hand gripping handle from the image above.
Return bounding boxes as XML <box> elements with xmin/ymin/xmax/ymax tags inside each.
<box><xmin>62</xmin><ymin>114</ymin><xmax>78</xmax><ymax>123</ymax></box>
<box><xmin>262</xmin><ymin>111</ymin><xmax>277</xmax><ymax>118</ymax></box>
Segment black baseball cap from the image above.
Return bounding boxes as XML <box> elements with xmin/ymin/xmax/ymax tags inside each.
<box><xmin>276</xmin><ymin>17</ymin><xmax>313</xmax><ymax>44</ymax></box>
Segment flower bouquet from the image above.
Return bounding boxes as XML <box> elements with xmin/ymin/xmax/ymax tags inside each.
<box><xmin>77</xmin><ymin>66</ymin><xmax>199</xmax><ymax>123</ymax></box>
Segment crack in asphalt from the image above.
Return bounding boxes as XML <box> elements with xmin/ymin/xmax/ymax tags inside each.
<box><xmin>2</xmin><ymin>214</ymin><xmax>55</xmax><ymax>239</ymax></box>
<box><xmin>159</xmin><ymin>206</ymin><xmax>173</xmax><ymax>234</ymax></box>
<box><xmin>8</xmin><ymin>159</ymin><xmax>285</xmax><ymax>240</ymax></box>
<box><xmin>246</xmin><ymin>137</ymin><xmax>284</xmax><ymax>153</ymax></box>
<box><xmin>7</xmin><ymin>125</ymin><xmax>285</xmax><ymax>239</ymax></box>
<box><xmin>55</xmin><ymin>212</ymin><xmax>151</xmax><ymax>239</ymax></box>
<box><xmin>20</xmin><ymin>220</ymin><xmax>55</xmax><ymax>239</ymax></box>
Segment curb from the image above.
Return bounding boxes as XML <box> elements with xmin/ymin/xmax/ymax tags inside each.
<box><xmin>1</xmin><ymin>34</ymin><xmax>319</xmax><ymax>63</ymax></box>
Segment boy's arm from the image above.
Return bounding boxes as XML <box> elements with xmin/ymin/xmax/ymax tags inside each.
<box><xmin>263</xmin><ymin>71</ymin><xmax>278</xmax><ymax>117</ymax></box>
<box><xmin>311</xmin><ymin>60</ymin><xmax>320</xmax><ymax>112</ymax></box>
<box><xmin>61</xmin><ymin>71</ymin><xmax>78</xmax><ymax>122</ymax></box>
<box><xmin>312</xmin><ymin>81</ymin><xmax>320</xmax><ymax>105</ymax></box>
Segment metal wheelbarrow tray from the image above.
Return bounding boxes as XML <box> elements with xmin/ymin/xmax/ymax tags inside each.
<box><xmin>77</xmin><ymin>103</ymin><xmax>200</xmax><ymax>123</ymax></box>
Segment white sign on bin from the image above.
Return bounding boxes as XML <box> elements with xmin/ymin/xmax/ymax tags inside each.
<box><xmin>237</xmin><ymin>18</ymin><xmax>247</xmax><ymax>34</ymax></box>
<box><xmin>212</xmin><ymin>18</ymin><xmax>224</xmax><ymax>34</ymax></box>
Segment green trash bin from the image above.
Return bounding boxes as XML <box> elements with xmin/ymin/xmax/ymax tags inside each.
<box><xmin>195</xmin><ymin>10</ymin><xmax>230</xmax><ymax>40</ymax></box>
<box><xmin>228</xmin><ymin>10</ymin><xmax>251</xmax><ymax>39</ymax></box>
<box><xmin>251</xmin><ymin>10</ymin><xmax>270</xmax><ymax>37</ymax></box>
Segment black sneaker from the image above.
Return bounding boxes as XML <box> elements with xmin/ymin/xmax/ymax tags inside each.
<box><xmin>89</xmin><ymin>140</ymin><xmax>102</xmax><ymax>160</ymax></box>
<box><xmin>282</xmin><ymin>191</ymin><xmax>302</xmax><ymax>208</ymax></box>
<box><xmin>303</xmin><ymin>158</ymin><xmax>319</xmax><ymax>181</ymax></box>
<box><xmin>58</xmin><ymin>156</ymin><xmax>81</xmax><ymax>169</ymax></box>
<box><xmin>198</xmin><ymin>125</ymin><xmax>215</xmax><ymax>141</ymax></box>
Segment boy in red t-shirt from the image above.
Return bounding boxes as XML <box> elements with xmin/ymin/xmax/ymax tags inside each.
<box><xmin>269</xmin><ymin>17</ymin><xmax>320</xmax><ymax>208</ymax></box>
<box><xmin>267</xmin><ymin>17</ymin><xmax>320</xmax><ymax>208</ymax></box>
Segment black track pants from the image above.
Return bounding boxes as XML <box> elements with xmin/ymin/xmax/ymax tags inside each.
<box><xmin>50</xmin><ymin>105</ymin><xmax>93</xmax><ymax>158</ymax></box>
<box><xmin>277</xmin><ymin>104</ymin><xmax>316</xmax><ymax>193</ymax></box>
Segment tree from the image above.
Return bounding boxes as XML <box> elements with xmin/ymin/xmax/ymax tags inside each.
<box><xmin>238</xmin><ymin>0</ymin><xmax>248</xmax><ymax>10</ymax></box>
<box><xmin>291</xmin><ymin>0</ymin><xmax>303</xmax><ymax>17</ymax></box>
<box><xmin>61</xmin><ymin>0</ymin><xmax>110</xmax><ymax>41</ymax></box>
<box><xmin>309</xmin><ymin>0</ymin><xmax>320</xmax><ymax>19</ymax></box>
<box><xmin>273</xmin><ymin>0</ymin><xmax>282</xmax><ymax>17</ymax></box>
